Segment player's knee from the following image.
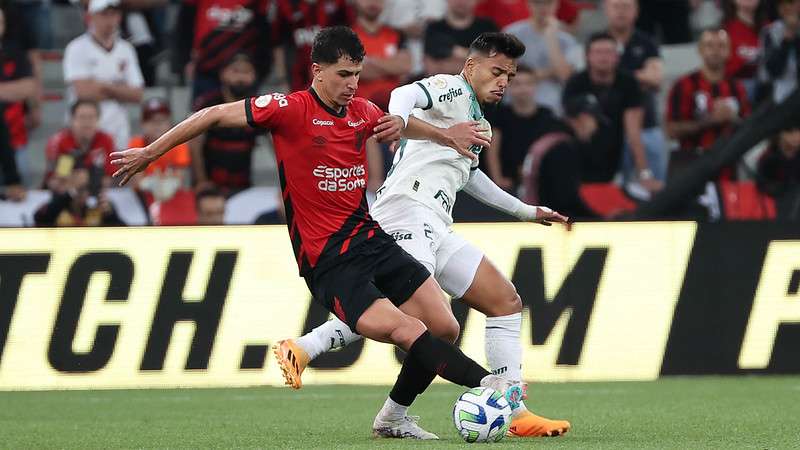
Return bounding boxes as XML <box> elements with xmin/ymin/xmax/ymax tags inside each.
<box><xmin>486</xmin><ymin>288</ymin><xmax>522</xmax><ymax>317</ymax></box>
<box><xmin>389</xmin><ymin>315</ymin><xmax>427</xmax><ymax>350</ymax></box>
<box><xmin>427</xmin><ymin>315</ymin><xmax>460</xmax><ymax>343</ymax></box>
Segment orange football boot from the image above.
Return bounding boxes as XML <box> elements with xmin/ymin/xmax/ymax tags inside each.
<box><xmin>272</xmin><ymin>339</ymin><xmax>310</xmax><ymax>389</ymax></box>
<box><xmin>508</xmin><ymin>410</ymin><xmax>571</xmax><ymax>437</ymax></box>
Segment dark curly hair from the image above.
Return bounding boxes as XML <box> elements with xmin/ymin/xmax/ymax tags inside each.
<box><xmin>469</xmin><ymin>32</ymin><xmax>526</xmax><ymax>59</ymax></box>
<box><xmin>311</xmin><ymin>26</ymin><xmax>366</xmax><ymax>65</ymax></box>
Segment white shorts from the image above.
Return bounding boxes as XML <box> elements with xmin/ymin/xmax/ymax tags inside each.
<box><xmin>372</xmin><ymin>198</ymin><xmax>484</xmax><ymax>298</ymax></box>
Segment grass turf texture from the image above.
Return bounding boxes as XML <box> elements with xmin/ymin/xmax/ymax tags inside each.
<box><xmin>1</xmin><ymin>376</ymin><xmax>797</xmax><ymax>449</ymax></box>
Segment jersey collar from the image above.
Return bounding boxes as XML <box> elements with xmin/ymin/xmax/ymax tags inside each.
<box><xmin>458</xmin><ymin>73</ymin><xmax>483</xmax><ymax>120</ymax></box>
<box><xmin>308</xmin><ymin>87</ymin><xmax>347</xmax><ymax>118</ymax></box>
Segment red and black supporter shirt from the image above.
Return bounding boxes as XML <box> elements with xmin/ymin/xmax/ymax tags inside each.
<box><xmin>667</xmin><ymin>71</ymin><xmax>751</xmax><ymax>152</ymax></box>
<box><xmin>176</xmin><ymin>0</ymin><xmax>271</xmax><ymax>76</ymax></box>
<box><xmin>0</xmin><ymin>45</ymin><xmax>33</xmax><ymax>150</ymax></box>
<box><xmin>270</xmin><ymin>0</ymin><xmax>353</xmax><ymax>92</ymax></box>
<box><xmin>245</xmin><ymin>88</ymin><xmax>384</xmax><ymax>276</ymax></box>
<box><xmin>43</xmin><ymin>129</ymin><xmax>116</xmax><ymax>186</ymax></box>
<box><xmin>195</xmin><ymin>90</ymin><xmax>262</xmax><ymax>192</ymax></box>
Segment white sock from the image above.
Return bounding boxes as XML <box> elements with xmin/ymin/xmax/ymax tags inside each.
<box><xmin>295</xmin><ymin>317</ymin><xmax>363</xmax><ymax>360</ymax></box>
<box><xmin>377</xmin><ymin>397</ymin><xmax>408</xmax><ymax>422</ymax></box>
<box><xmin>484</xmin><ymin>312</ymin><xmax>527</xmax><ymax>416</ymax></box>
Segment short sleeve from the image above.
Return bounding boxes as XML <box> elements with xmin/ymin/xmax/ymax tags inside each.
<box><xmin>622</xmin><ymin>75</ymin><xmax>644</xmax><ymax>109</ymax></box>
<box><xmin>10</xmin><ymin>50</ymin><xmax>32</xmax><ymax>79</ymax></box>
<box><xmin>123</xmin><ymin>44</ymin><xmax>145</xmax><ymax>88</ymax></box>
<box><xmin>63</xmin><ymin>41</ymin><xmax>91</xmax><ymax>82</ymax></box>
<box><xmin>245</xmin><ymin>92</ymin><xmax>300</xmax><ymax>130</ymax></box>
<box><xmin>364</xmin><ymin>100</ymin><xmax>384</xmax><ymax>131</ymax></box>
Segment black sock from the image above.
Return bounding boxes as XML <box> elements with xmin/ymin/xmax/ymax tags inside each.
<box><xmin>389</xmin><ymin>352</ymin><xmax>437</xmax><ymax>407</ymax></box>
<box><xmin>406</xmin><ymin>330</ymin><xmax>490</xmax><ymax>388</ymax></box>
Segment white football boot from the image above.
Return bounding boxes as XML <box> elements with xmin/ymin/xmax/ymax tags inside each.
<box><xmin>372</xmin><ymin>415</ymin><xmax>440</xmax><ymax>440</ymax></box>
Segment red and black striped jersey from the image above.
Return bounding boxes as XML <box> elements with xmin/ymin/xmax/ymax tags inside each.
<box><xmin>194</xmin><ymin>90</ymin><xmax>262</xmax><ymax>192</ymax></box>
<box><xmin>270</xmin><ymin>0</ymin><xmax>353</xmax><ymax>92</ymax></box>
<box><xmin>185</xmin><ymin>0</ymin><xmax>271</xmax><ymax>75</ymax></box>
<box><xmin>245</xmin><ymin>88</ymin><xmax>384</xmax><ymax>276</ymax></box>
<box><xmin>667</xmin><ymin>71</ymin><xmax>751</xmax><ymax>152</ymax></box>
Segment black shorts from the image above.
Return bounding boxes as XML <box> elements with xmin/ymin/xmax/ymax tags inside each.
<box><xmin>305</xmin><ymin>233</ymin><xmax>431</xmax><ymax>331</ymax></box>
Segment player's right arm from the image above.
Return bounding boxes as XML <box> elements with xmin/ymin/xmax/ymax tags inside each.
<box><xmin>387</xmin><ymin>82</ymin><xmax>489</xmax><ymax>161</ymax></box>
<box><xmin>111</xmin><ymin>100</ymin><xmax>249</xmax><ymax>185</ymax></box>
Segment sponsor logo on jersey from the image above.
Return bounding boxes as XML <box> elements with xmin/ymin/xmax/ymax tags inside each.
<box><xmin>255</xmin><ymin>93</ymin><xmax>287</xmax><ymax>108</ymax></box>
<box><xmin>313</xmin><ymin>164</ymin><xmax>367</xmax><ymax>192</ymax></box>
<box><xmin>438</xmin><ymin>88</ymin><xmax>464</xmax><ymax>103</ymax></box>
<box><xmin>312</xmin><ymin>118</ymin><xmax>334</xmax><ymax>126</ymax></box>
<box><xmin>390</xmin><ymin>231</ymin><xmax>413</xmax><ymax>241</ymax></box>
<box><xmin>347</xmin><ymin>119</ymin><xmax>365</xmax><ymax>127</ymax></box>
<box><xmin>207</xmin><ymin>5</ymin><xmax>253</xmax><ymax>29</ymax></box>
<box><xmin>431</xmin><ymin>77</ymin><xmax>448</xmax><ymax>89</ymax></box>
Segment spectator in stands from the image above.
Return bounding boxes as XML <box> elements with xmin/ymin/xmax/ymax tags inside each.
<box><xmin>0</xmin><ymin>7</ymin><xmax>38</xmax><ymax>186</ymax></box>
<box><xmin>381</xmin><ymin>0</ymin><xmax>445</xmax><ymax>76</ymax></box>
<box><xmin>721</xmin><ymin>0</ymin><xmax>770</xmax><ymax>100</ymax></box>
<box><xmin>484</xmin><ymin>65</ymin><xmax>565</xmax><ymax>192</ymax></box>
<box><xmin>504</xmin><ymin>0</ymin><xmax>583</xmax><ymax>114</ymax></box>
<box><xmin>271</xmin><ymin>0</ymin><xmax>353</xmax><ymax>92</ymax></box>
<box><xmin>520</xmin><ymin>94</ymin><xmax>600</xmax><ymax>219</ymax></box>
<box><xmin>352</xmin><ymin>0</ymin><xmax>412</xmax><ymax>110</ymax></box>
<box><xmin>173</xmin><ymin>0</ymin><xmax>270</xmax><ymax>100</ymax></box>
<box><xmin>123</xmin><ymin>0</ymin><xmax>169</xmax><ymax>87</ymax></box>
<box><xmin>424</xmin><ymin>0</ymin><xmax>498</xmax><ymax>75</ymax></box>
<box><xmin>605</xmin><ymin>0</ymin><xmax>668</xmax><ymax>183</ymax></box>
<box><xmin>44</xmin><ymin>100</ymin><xmax>116</xmax><ymax>188</ymax></box>
<box><xmin>128</xmin><ymin>97</ymin><xmax>191</xmax><ymax>189</ymax></box>
<box><xmin>563</xmin><ymin>33</ymin><xmax>661</xmax><ymax>193</ymax></box>
<box><xmin>34</xmin><ymin>166</ymin><xmax>123</xmax><ymax>227</ymax></box>
<box><xmin>756</xmin><ymin>123</ymin><xmax>800</xmax><ymax>200</ymax></box>
<box><xmin>11</xmin><ymin>0</ymin><xmax>52</xmax><ymax>50</ymax></box>
<box><xmin>195</xmin><ymin>188</ymin><xmax>226</xmax><ymax>225</ymax></box>
<box><xmin>64</xmin><ymin>0</ymin><xmax>144</xmax><ymax>151</ymax></box>
<box><xmin>636</xmin><ymin>0</ymin><xmax>695</xmax><ymax>44</ymax></box>
<box><xmin>666</xmin><ymin>28</ymin><xmax>751</xmax><ymax>181</ymax></box>
<box><xmin>760</xmin><ymin>0</ymin><xmax>800</xmax><ymax>103</ymax></box>
<box><xmin>191</xmin><ymin>53</ymin><xmax>261</xmax><ymax>195</ymax></box>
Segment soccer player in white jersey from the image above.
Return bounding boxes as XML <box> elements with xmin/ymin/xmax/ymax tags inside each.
<box><xmin>274</xmin><ymin>32</ymin><xmax>571</xmax><ymax>439</ymax></box>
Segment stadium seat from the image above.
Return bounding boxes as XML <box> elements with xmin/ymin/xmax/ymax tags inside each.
<box><xmin>579</xmin><ymin>182</ymin><xmax>638</xmax><ymax>218</ymax></box>
<box><xmin>719</xmin><ymin>181</ymin><xmax>777</xmax><ymax>221</ymax></box>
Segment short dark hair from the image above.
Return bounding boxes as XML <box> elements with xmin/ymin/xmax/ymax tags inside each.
<box><xmin>469</xmin><ymin>32</ymin><xmax>526</xmax><ymax>59</ymax></box>
<box><xmin>70</xmin><ymin>99</ymin><xmax>100</xmax><ymax>117</ymax></box>
<box><xmin>585</xmin><ymin>32</ymin><xmax>616</xmax><ymax>52</ymax></box>
<box><xmin>196</xmin><ymin>188</ymin><xmax>225</xmax><ymax>206</ymax></box>
<box><xmin>311</xmin><ymin>26</ymin><xmax>366</xmax><ymax>65</ymax></box>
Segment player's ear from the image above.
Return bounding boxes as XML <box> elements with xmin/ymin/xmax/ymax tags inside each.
<box><xmin>311</xmin><ymin>63</ymin><xmax>324</xmax><ymax>82</ymax></box>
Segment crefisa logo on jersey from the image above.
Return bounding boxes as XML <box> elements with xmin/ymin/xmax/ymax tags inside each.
<box><xmin>390</xmin><ymin>230</ymin><xmax>414</xmax><ymax>241</ymax></box>
<box><xmin>313</xmin><ymin>164</ymin><xmax>366</xmax><ymax>192</ymax></box>
<box><xmin>438</xmin><ymin>87</ymin><xmax>463</xmax><ymax>103</ymax></box>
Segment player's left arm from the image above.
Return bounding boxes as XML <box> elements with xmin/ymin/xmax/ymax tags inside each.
<box><xmin>375</xmin><ymin>82</ymin><xmax>489</xmax><ymax>160</ymax></box>
<box><xmin>462</xmin><ymin>168</ymin><xmax>569</xmax><ymax>226</ymax></box>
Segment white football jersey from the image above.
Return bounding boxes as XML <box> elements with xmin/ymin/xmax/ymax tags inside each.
<box><xmin>373</xmin><ymin>74</ymin><xmax>489</xmax><ymax>225</ymax></box>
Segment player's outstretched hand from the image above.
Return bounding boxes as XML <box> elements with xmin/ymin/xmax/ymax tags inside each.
<box><xmin>534</xmin><ymin>206</ymin><xmax>570</xmax><ymax>227</ymax></box>
<box><xmin>441</xmin><ymin>121</ymin><xmax>491</xmax><ymax>162</ymax></box>
<box><xmin>373</xmin><ymin>115</ymin><xmax>404</xmax><ymax>143</ymax></box>
<box><xmin>110</xmin><ymin>147</ymin><xmax>155</xmax><ymax>186</ymax></box>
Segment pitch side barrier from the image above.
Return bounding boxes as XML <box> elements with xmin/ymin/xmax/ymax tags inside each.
<box><xmin>634</xmin><ymin>89</ymin><xmax>800</xmax><ymax>219</ymax></box>
<box><xmin>0</xmin><ymin>223</ymin><xmax>797</xmax><ymax>390</ymax></box>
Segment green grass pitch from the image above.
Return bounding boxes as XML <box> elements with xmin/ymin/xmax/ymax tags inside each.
<box><xmin>1</xmin><ymin>377</ymin><xmax>798</xmax><ymax>449</ymax></box>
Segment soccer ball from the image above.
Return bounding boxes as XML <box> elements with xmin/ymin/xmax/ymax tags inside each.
<box><xmin>452</xmin><ymin>387</ymin><xmax>511</xmax><ymax>443</ymax></box>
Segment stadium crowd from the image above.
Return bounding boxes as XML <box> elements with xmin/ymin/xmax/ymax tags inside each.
<box><xmin>0</xmin><ymin>0</ymin><xmax>798</xmax><ymax>226</ymax></box>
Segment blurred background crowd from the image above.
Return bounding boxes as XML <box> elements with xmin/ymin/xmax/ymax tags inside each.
<box><xmin>0</xmin><ymin>0</ymin><xmax>798</xmax><ymax>227</ymax></box>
